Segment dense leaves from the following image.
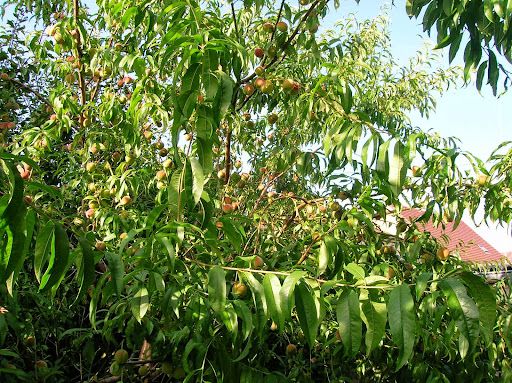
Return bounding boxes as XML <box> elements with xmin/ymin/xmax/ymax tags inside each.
<box><xmin>0</xmin><ymin>0</ymin><xmax>512</xmax><ymax>381</ymax></box>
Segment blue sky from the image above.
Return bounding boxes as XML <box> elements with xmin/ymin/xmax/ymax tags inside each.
<box><xmin>333</xmin><ymin>0</ymin><xmax>511</xmax><ymax>161</ymax></box>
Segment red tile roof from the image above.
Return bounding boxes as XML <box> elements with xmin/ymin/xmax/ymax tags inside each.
<box><xmin>401</xmin><ymin>209</ymin><xmax>506</xmax><ymax>264</ymax></box>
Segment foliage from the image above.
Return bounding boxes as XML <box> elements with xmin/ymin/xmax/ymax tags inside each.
<box><xmin>1</xmin><ymin>0</ymin><xmax>512</xmax><ymax>382</ymax></box>
<box><xmin>406</xmin><ymin>0</ymin><xmax>512</xmax><ymax>94</ymax></box>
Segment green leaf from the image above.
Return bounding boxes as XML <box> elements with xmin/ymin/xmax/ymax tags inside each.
<box><xmin>6</xmin><ymin>209</ymin><xmax>35</xmax><ymax>294</ymax></box>
<box><xmin>189</xmin><ymin>157</ymin><xmax>204</xmax><ymax>205</ymax></box>
<box><xmin>263</xmin><ymin>274</ymin><xmax>284</xmax><ymax>331</ymax></box>
<box><xmin>415</xmin><ymin>272</ymin><xmax>432</xmax><ymax>301</ymax></box>
<box><xmin>213</xmin><ymin>70</ymin><xmax>234</xmax><ymax>119</ymax></box>
<box><xmin>75</xmin><ymin>237</ymin><xmax>96</xmax><ymax>305</ymax></box>
<box><xmin>40</xmin><ymin>223</ymin><xmax>70</xmax><ymax>292</ymax></box>
<box><xmin>318</xmin><ymin>236</ymin><xmax>337</xmax><ymax>276</ymax></box>
<box><xmin>459</xmin><ymin>272</ymin><xmax>496</xmax><ymax>346</ymax></box>
<box><xmin>361</xmin><ymin>299</ymin><xmax>387</xmax><ymax>355</ymax></box>
<box><xmin>240</xmin><ymin>272</ymin><xmax>268</xmax><ymax>334</ymax></box>
<box><xmin>388</xmin><ymin>140</ymin><xmax>407</xmax><ymax>196</ymax></box>
<box><xmin>345</xmin><ymin>263</ymin><xmax>365</xmax><ymax>280</ymax></box>
<box><xmin>34</xmin><ymin>221</ymin><xmax>55</xmax><ymax>283</ymax></box>
<box><xmin>208</xmin><ymin>266</ymin><xmax>226</xmax><ymax>314</ymax></box>
<box><xmin>233</xmin><ymin>300</ymin><xmax>253</xmax><ymax>341</ymax></box>
<box><xmin>131</xmin><ymin>287</ymin><xmax>150</xmax><ymax>323</ymax></box>
<box><xmin>295</xmin><ymin>281</ymin><xmax>320</xmax><ymax>347</ymax></box>
<box><xmin>279</xmin><ymin>271</ymin><xmax>306</xmax><ymax>321</ymax></box>
<box><xmin>336</xmin><ymin>290</ymin><xmax>362</xmax><ymax>356</ymax></box>
<box><xmin>388</xmin><ymin>284</ymin><xmax>416</xmax><ymax>370</ymax></box>
<box><xmin>439</xmin><ymin>277</ymin><xmax>480</xmax><ymax>359</ymax></box>
<box><xmin>105</xmin><ymin>252</ymin><xmax>124</xmax><ymax>296</ymax></box>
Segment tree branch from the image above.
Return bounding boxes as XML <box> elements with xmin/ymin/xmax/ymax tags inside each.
<box><xmin>231</xmin><ymin>2</ymin><xmax>240</xmax><ymax>40</ymax></box>
<box><xmin>73</xmin><ymin>0</ymin><xmax>87</xmax><ymax>128</ymax></box>
<box><xmin>4</xmin><ymin>77</ymin><xmax>52</xmax><ymax>108</ymax></box>
<box><xmin>240</xmin><ymin>0</ymin><xmax>327</xmax><ymax>85</ymax></box>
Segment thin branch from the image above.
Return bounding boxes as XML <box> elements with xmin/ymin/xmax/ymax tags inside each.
<box><xmin>73</xmin><ymin>0</ymin><xmax>87</xmax><ymax>128</ymax></box>
<box><xmin>5</xmin><ymin>77</ymin><xmax>52</xmax><ymax>108</ymax></box>
<box><xmin>183</xmin><ymin>256</ymin><xmax>394</xmax><ymax>289</ymax></box>
<box><xmin>240</xmin><ymin>0</ymin><xmax>327</xmax><ymax>85</ymax></box>
<box><xmin>267</xmin><ymin>0</ymin><xmax>286</xmax><ymax>49</ymax></box>
<box><xmin>224</xmin><ymin>123</ymin><xmax>232</xmax><ymax>184</ymax></box>
<box><xmin>230</xmin><ymin>2</ymin><xmax>240</xmax><ymax>40</ymax></box>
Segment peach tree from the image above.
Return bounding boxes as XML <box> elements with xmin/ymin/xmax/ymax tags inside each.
<box><xmin>1</xmin><ymin>0</ymin><xmax>512</xmax><ymax>381</ymax></box>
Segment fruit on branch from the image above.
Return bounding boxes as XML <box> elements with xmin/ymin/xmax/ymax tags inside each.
<box><xmin>267</xmin><ymin>46</ymin><xmax>278</xmax><ymax>58</ymax></box>
<box><xmin>254</xmin><ymin>66</ymin><xmax>265</xmax><ymax>76</ymax></box>
<box><xmin>89</xmin><ymin>143</ymin><xmax>99</xmax><ymax>155</ymax></box>
<box><xmin>156</xmin><ymin>170</ymin><xmax>166</xmax><ymax>180</ymax></box>
<box><xmin>281</xmin><ymin>78</ymin><xmax>295</xmax><ymax>92</ymax></box>
<box><xmin>217</xmin><ymin>168</ymin><xmax>227</xmax><ymax>179</ymax></box>
<box><xmin>143</xmin><ymin>130</ymin><xmax>153</xmax><ymax>140</ymax></box>
<box><xmin>35</xmin><ymin>360</ymin><xmax>48</xmax><ymax>369</ymax></box>
<box><xmin>436</xmin><ymin>246</ymin><xmax>450</xmax><ymax>261</ymax></box>
<box><xmin>254</xmin><ymin>77</ymin><xmax>266</xmax><ymax>89</ymax></box>
<box><xmin>235</xmin><ymin>160</ymin><xmax>242</xmax><ymax>168</ymax></box>
<box><xmin>270</xmin><ymin>321</ymin><xmax>278</xmax><ymax>331</ymax></box>
<box><xmin>286</xmin><ymin>344</ymin><xmax>297</xmax><ymax>356</ymax></box>
<box><xmin>276</xmin><ymin>21</ymin><xmax>288</xmax><ymax>32</ymax></box>
<box><xmin>253</xmin><ymin>256</ymin><xmax>264</xmax><ymax>269</ymax></box>
<box><xmin>65</xmin><ymin>73</ymin><xmax>75</xmax><ymax>84</ymax></box>
<box><xmin>222</xmin><ymin>203</ymin><xmax>233</xmax><ymax>213</ymax></box>
<box><xmin>159</xmin><ymin>148</ymin><xmax>168</xmax><ymax>157</ymax></box>
<box><xmin>197</xmin><ymin>94</ymin><xmax>204</xmax><ymax>103</ymax></box>
<box><xmin>262</xmin><ymin>22</ymin><xmax>274</xmax><ymax>33</ymax></box>
<box><xmin>243</xmin><ymin>84</ymin><xmax>255</xmax><ymax>96</ymax></box>
<box><xmin>85</xmin><ymin>208</ymin><xmax>95</xmax><ymax>219</ymax></box>
<box><xmin>254</xmin><ymin>47</ymin><xmax>264</xmax><ymax>58</ymax></box>
<box><xmin>163</xmin><ymin>159</ymin><xmax>173</xmax><ymax>169</ymax></box>
<box><xmin>243</xmin><ymin>112</ymin><xmax>251</xmax><ymax>121</ymax></box>
<box><xmin>0</xmin><ymin>72</ymin><xmax>10</xmax><ymax>80</ymax></box>
<box><xmin>112</xmin><ymin>151</ymin><xmax>121</xmax><ymax>162</ymax></box>
<box><xmin>309</xmin><ymin>24</ymin><xmax>319</xmax><ymax>33</ymax></box>
<box><xmin>53</xmin><ymin>30</ymin><xmax>64</xmax><ymax>44</ymax></box>
<box><xmin>123</xmin><ymin>76</ymin><xmax>133</xmax><ymax>84</ymax></box>
<box><xmin>330</xmin><ymin>202</ymin><xmax>341</xmax><ymax>212</ymax></box>
<box><xmin>138</xmin><ymin>365</ymin><xmax>149</xmax><ymax>376</ymax></box>
<box><xmin>261</xmin><ymin>80</ymin><xmax>274</xmax><ymax>94</ymax></box>
<box><xmin>0</xmin><ymin>121</ymin><xmax>15</xmax><ymax>130</ymax></box>
<box><xmin>120</xmin><ymin>195</ymin><xmax>132</xmax><ymax>206</ymax></box>
<box><xmin>95</xmin><ymin>241</ymin><xmax>106</xmax><ymax>251</ymax></box>
<box><xmin>267</xmin><ymin>113</ymin><xmax>278</xmax><ymax>124</ymax></box>
<box><xmin>85</xmin><ymin>162</ymin><xmax>97</xmax><ymax>172</ymax></box>
<box><xmin>476</xmin><ymin>173</ymin><xmax>489</xmax><ymax>186</ymax></box>
<box><xmin>411</xmin><ymin>166</ymin><xmax>422</xmax><ymax>177</ymax></box>
<box><xmin>232</xmin><ymin>282</ymin><xmax>248</xmax><ymax>298</ymax></box>
<box><xmin>114</xmin><ymin>349</ymin><xmax>129</xmax><ymax>364</ymax></box>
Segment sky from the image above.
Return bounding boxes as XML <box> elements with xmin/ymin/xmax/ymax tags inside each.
<box><xmin>330</xmin><ymin>0</ymin><xmax>512</xmax><ymax>252</ymax></box>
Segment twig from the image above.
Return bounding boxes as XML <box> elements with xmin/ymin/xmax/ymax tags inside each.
<box><xmin>230</xmin><ymin>2</ymin><xmax>240</xmax><ymax>40</ymax></box>
<box><xmin>73</xmin><ymin>0</ymin><xmax>87</xmax><ymax>128</ymax></box>
<box><xmin>183</xmin><ymin>256</ymin><xmax>394</xmax><ymax>289</ymax></box>
<box><xmin>297</xmin><ymin>217</ymin><xmax>343</xmax><ymax>265</ymax></box>
<box><xmin>267</xmin><ymin>0</ymin><xmax>287</xmax><ymax>50</ymax></box>
<box><xmin>224</xmin><ymin>124</ymin><xmax>232</xmax><ymax>184</ymax></box>
<box><xmin>5</xmin><ymin>77</ymin><xmax>52</xmax><ymax>108</ymax></box>
<box><xmin>240</xmin><ymin>0</ymin><xmax>327</xmax><ymax>85</ymax></box>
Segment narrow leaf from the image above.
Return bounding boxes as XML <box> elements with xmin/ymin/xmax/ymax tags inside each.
<box><xmin>208</xmin><ymin>266</ymin><xmax>226</xmax><ymax>314</ymax></box>
<box><xmin>388</xmin><ymin>284</ymin><xmax>416</xmax><ymax>370</ymax></box>
<box><xmin>295</xmin><ymin>281</ymin><xmax>320</xmax><ymax>347</ymax></box>
<box><xmin>336</xmin><ymin>290</ymin><xmax>362</xmax><ymax>356</ymax></box>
